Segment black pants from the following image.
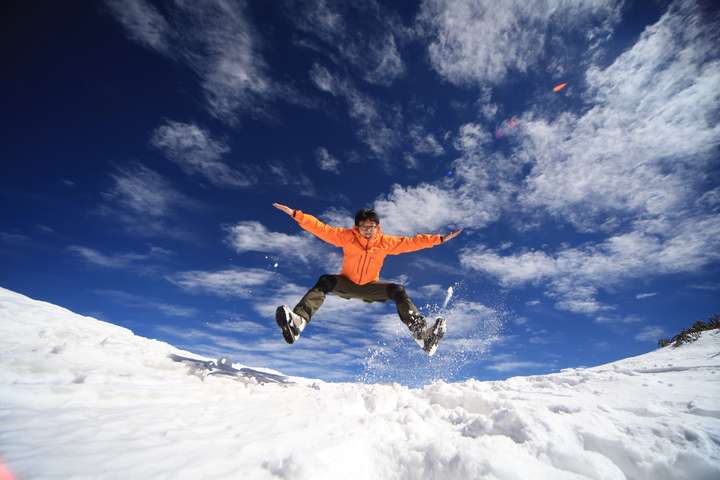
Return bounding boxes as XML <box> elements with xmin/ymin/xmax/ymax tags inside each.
<box><xmin>293</xmin><ymin>274</ymin><xmax>421</xmax><ymax>329</ymax></box>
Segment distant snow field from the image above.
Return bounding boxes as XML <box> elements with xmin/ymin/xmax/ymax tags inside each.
<box><xmin>1</xmin><ymin>287</ymin><xmax>719</xmax><ymax>479</ymax></box>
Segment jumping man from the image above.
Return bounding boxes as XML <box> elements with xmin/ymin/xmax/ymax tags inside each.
<box><xmin>273</xmin><ymin>203</ymin><xmax>462</xmax><ymax>355</ymax></box>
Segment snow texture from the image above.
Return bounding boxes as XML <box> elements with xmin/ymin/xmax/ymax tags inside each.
<box><xmin>1</xmin><ymin>287</ymin><xmax>719</xmax><ymax>479</ymax></box>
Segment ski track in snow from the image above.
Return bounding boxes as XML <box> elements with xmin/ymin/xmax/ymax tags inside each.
<box><xmin>1</xmin><ymin>287</ymin><xmax>719</xmax><ymax>480</ymax></box>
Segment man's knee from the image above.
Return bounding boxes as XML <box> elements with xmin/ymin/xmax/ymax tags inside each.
<box><xmin>314</xmin><ymin>274</ymin><xmax>338</xmax><ymax>294</ymax></box>
<box><xmin>386</xmin><ymin>283</ymin><xmax>408</xmax><ymax>302</ymax></box>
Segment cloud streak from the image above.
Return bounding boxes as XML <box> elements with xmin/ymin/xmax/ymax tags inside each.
<box><xmin>223</xmin><ymin>220</ymin><xmax>342</xmax><ymax>272</ymax></box>
<box><xmin>167</xmin><ymin>267</ymin><xmax>278</xmax><ymax>298</ymax></box>
<box><xmin>151</xmin><ymin>121</ymin><xmax>253</xmax><ymax>187</ymax></box>
<box><xmin>310</xmin><ymin>63</ymin><xmax>401</xmax><ymax>158</ymax></box>
<box><xmin>106</xmin><ymin>0</ymin><xmax>285</xmax><ymax>123</ymax></box>
<box><xmin>460</xmin><ymin>213</ymin><xmax>720</xmax><ymax>313</ymax></box>
<box><xmin>288</xmin><ymin>0</ymin><xmax>406</xmax><ymax>86</ymax></box>
<box><xmin>314</xmin><ymin>147</ymin><xmax>340</xmax><ymax>174</ymax></box>
<box><xmin>69</xmin><ymin>245</ymin><xmax>172</xmax><ymax>271</ymax></box>
<box><xmin>93</xmin><ymin>288</ymin><xmax>197</xmax><ymax>318</ymax></box>
<box><xmin>99</xmin><ymin>163</ymin><xmax>201</xmax><ymax>239</ymax></box>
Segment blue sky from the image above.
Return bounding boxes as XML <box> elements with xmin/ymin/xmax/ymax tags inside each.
<box><xmin>2</xmin><ymin>0</ymin><xmax>719</xmax><ymax>385</ymax></box>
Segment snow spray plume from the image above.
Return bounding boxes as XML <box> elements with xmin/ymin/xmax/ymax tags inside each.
<box><xmin>441</xmin><ymin>286</ymin><xmax>454</xmax><ymax>310</ymax></box>
<box><xmin>359</xmin><ymin>282</ymin><xmax>506</xmax><ymax>386</ymax></box>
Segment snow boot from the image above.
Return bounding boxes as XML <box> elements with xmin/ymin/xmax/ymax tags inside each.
<box><xmin>409</xmin><ymin>314</ymin><xmax>446</xmax><ymax>356</ymax></box>
<box><xmin>276</xmin><ymin>305</ymin><xmax>307</xmax><ymax>344</ymax></box>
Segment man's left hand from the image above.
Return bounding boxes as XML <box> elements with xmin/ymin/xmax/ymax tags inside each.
<box><xmin>442</xmin><ymin>228</ymin><xmax>463</xmax><ymax>242</ymax></box>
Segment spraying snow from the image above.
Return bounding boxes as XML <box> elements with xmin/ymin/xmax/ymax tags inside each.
<box><xmin>359</xmin><ymin>284</ymin><xmax>504</xmax><ymax>386</ymax></box>
<box><xmin>1</xmin><ymin>287</ymin><xmax>719</xmax><ymax>480</ymax></box>
<box><xmin>441</xmin><ymin>285</ymin><xmax>454</xmax><ymax>310</ymax></box>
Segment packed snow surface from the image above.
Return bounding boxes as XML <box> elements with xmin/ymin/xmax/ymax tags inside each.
<box><xmin>1</xmin><ymin>287</ymin><xmax>719</xmax><ymax>479</ymax></box>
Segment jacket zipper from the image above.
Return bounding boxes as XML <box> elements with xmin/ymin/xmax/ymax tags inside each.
<box><xmin>357</xmin><ymin>239</ymin><xmax>370</xmax><ymax>284</ymax></box>
<box><xmin>362</xmin><ymin>253</ymin><xmax>372</xmax><ymax>279</ymax></box>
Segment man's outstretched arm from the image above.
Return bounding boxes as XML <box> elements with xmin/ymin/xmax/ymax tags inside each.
<box><xmin>385</xmin><ymin>228</ymin><xmax>463</xmax><ymax>255</ymax></box>
<box><xmin>272</xmin><ymin>202</ymin><xmax>350</xmax><ymax>247</ymax></box>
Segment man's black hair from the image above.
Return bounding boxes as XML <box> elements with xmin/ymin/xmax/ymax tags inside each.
<box><xmin>354</xmin><ymin>208</ymin><xmax>380</xmax><ymax>226</ymax></box>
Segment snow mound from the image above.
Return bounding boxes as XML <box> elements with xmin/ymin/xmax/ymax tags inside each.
<box><xmin>1</xmin><ymin>287</ymin><xmax>719</xmax><ymax>479</ymax></box>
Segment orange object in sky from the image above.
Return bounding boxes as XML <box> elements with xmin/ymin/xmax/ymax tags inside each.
<box><xmin>0</xmin><ymin>460</ymin><xmax>16</xmax><ymax>480</ymax></box>
<box><xmin>553</xmin><ymin>82</ymin><xmax>568</xmax><ymax>92</ymax></box>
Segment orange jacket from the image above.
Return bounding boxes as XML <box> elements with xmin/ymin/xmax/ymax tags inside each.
<box><xmin>293</xmin><ymin>210</ymin><xmax>443</xmax><ymax>285</ymax></box>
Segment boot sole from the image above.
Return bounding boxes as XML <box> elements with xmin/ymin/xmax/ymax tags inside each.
<box><xmin>275</xmin><ymin>306</ymin><xmax>295</xmax><ymax>344</ymax></box>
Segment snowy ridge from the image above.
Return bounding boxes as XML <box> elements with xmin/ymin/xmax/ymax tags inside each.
<box><xmin>1</xmin><ymin>287</ymin><xmax>719</xmax><ymax>480</ymax></box>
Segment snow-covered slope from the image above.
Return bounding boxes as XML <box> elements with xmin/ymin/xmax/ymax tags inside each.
<box><xmin>1</xmin><ymin>287</ymin><xmax>718</xmax><ymax>480</ymax></box>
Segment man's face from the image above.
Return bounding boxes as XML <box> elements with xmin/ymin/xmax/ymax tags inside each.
<box><xmin>357</xmin><ymin>221</ymin><xmax>379</xmax><ymax>239</ymax></box>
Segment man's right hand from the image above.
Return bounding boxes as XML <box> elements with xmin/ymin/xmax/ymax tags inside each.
<box><xmin>273</xmin><ymin>203</ymin><xmax>294</xmax><ymax>216</ymax></box>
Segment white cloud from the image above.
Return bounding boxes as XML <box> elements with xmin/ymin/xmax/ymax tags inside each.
<box><xmin>364</xmin><ymin>34</ymin><xmax>405</xmax><ymax>86</ymax></box>
<box><xmin>318</xmin><ymin>207</ymin><xmax>354</xmax><ymax>228</ymax></box>
<box><xmin>69</xmin><ymin>246</ymin><xmax>137</xmax><ymax>269</ymax></box>
<box><xmin>105</xmin><ymin>0</ymin><xmax>170</xmax><ymax>53</ymax></box>
<box><xmin>479</xmin><ymin>102</ymin><xmax>498</xmax><ymax>121</ymax></box>
<box><xmin>453</xmin><ymin>123</ymin><xmax>492</xmax><ymax>152</ymax></box>
<box><xmin>636</xmin><ymin>292</ymin><xmax>657</xmax><ymax>300</ymax></box>
<box><xmin>155</xmin><ymin>304</ymin><xmax>197</xmax><ymax>318</ymax></box>
<box><xmin>106</xmin><ymin>0</ymin><xmax>281</xmax><ymax>123</ymax></box>
<box><xmin>689</xmin><ymin>283</ymin><xmax>720</xmax><ymax>292</ymax></box>
<box><xmin>0</xmin><ymin>232</ymin><xmax>31</xmax><ymax>246</ymax></box>
<box><xmin>103</xmin><ymin>163</ymin><xmax>191</xmax><ymax>218</ymax></box>
<box><xmin>93</xmin><ymin>289</ymin><xmax>197</xmax><ymax>318</ymax></box>
<box><xmin>409</xmin><ymin>126</ymin><xmax>445</xmax><ymax>157</ymax></box>
<box><xmin>417</xmin><ymin>283</ymin><xmax>445</xmax><ymax>299</ymax></box>
<box><xmin>266</xmin><ymin>162</ymin><xmax>317</xmax><ymax>197</ymax></box>
<box><xmin>69</xmin><ymin>245</ymin><xmax>171</xmax><ymax>270</ymax></box>
<box><xmin>150</xmin><ymin>121</ymin><xmax>253</xmax><ymax>187</ymax></box>
<box><xmin>697</xmin><ymin>187</ymin><xmax>720</xmax><ymax>214</ymax></box>
<box><xmin>167</xmin><ymin>268</ymin><xmax>277</xmax><ymax>298</ymax></box>
<box><xmin>410</xmin><ymin>257</ymin><xmax>465</xmax><ymax>277</ymax></box>
<box><xmin>225</xmin><ymin>221</ymin><xmax>318</xmax><ymax>263</ymax></box>
<box><xmin>224</xmin><ymin>220</ymin><xmax>343</xmax><ymax>274</ymax></box>
<box><xmin>403</xmin><ymin>153</ymin><xmax>420</xmax><ymax>170</ymax></box>
<box><xmin>518</xmin><ymin>1</ymin><xmax>720</xmax><ymax>229</ymax></box>
<box><xmin>554</xmin><ymin>298</ymin><xmax>607</xmax><ymax>315</ymax></box>
<box><xmin>309</xmin><ymin>64</ymin><xmax>400</xmax><ymax>157</ymax></box>
<box><xmin>487</xmin><ymin>360</ymin><xmax>548</xmax><ymax>373</ymax></box>
<box><xmin>455</xmin><ymin>2</ymin><xmax>720</xmax><ymax>315</ymax></box>
<box><xmin>461</xmin><ymin>214</ymin><xmax>720</xmax><ymax>314</ymax></box>
<box><xmin>417</xmin><ymin>0</ymin><xmax>622</xmax><ymax>86</ymax></box>
<box><xmin>289</xmin><ymin>0</ymin><xmax>406</xmax><ymax>86</ymax></box>
<box><xmin>205</xmin><ymin>317</ymin><xmax>269</xmax><ymax>335</ymax></box>
<box><xmin>308</xmin><ymin>62</ymin><xmax>339</xmax><ymax>94</ymax></box>
<box><xmin>99</xmin><ymin>163</ymin><xmax>200</xmax><ymax>239</ymax></box>
<box><xmin>373</xmin><ymin>183</ymin><xmax>490</xmax><ymax>234</ymax></box>
<box><xmin>315</xmin><ymin>147</ymin><xmax>340</xmax><ymax>173</ymax></box>
<box><xmin>635</xmin><ymin>325</ymin><xmax>665</xmax><ymax>343</ymax></box>
<box><xmin>595</xmin><ymin>314</ymin><xmax>643</xmax><ymax>324</ymax></box>
<box><xmin>460</xmin><ymin>248</ymin><xmax>558</xmax><ymax>285</ymax></box>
